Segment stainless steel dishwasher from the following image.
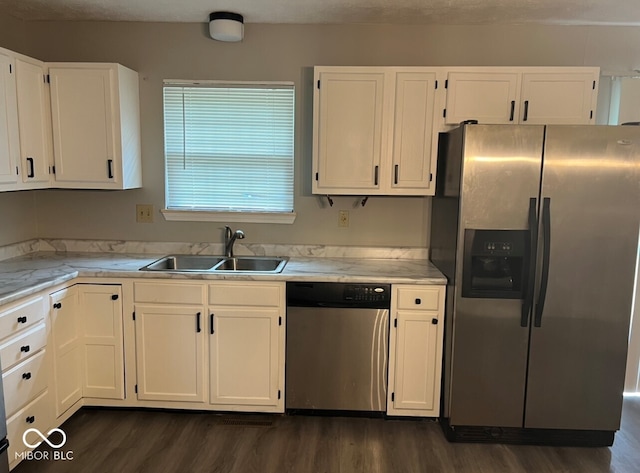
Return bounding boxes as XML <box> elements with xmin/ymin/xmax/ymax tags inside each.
<box><xmin>285</xmin><ymin>282</ymin><xmax>391</xmax><ymax>413</ymax></box>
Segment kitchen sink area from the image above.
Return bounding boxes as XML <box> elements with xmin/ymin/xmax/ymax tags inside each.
<box><xmin>139</xmin><ymin>255</ymin><xmax>289</xmax><ymax>273</ymax></box>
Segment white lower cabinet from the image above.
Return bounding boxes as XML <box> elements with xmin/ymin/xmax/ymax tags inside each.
<box><xmin>50</xmin><ymin>285</ymin><xmax>82</xmax><ymax>418</ymax></box>
<box><xmin>387</xmin><ymin>284</ymin><xmax>445</xmax><ymax>417</ymax></box>
<box><xmin>208</xmin><ymin>282</ymin><xmax>284</xmax><ymax>410</ymax></box>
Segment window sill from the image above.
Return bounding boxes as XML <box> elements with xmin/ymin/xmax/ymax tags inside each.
<box><xmin>161</xmin><ymin>209</ymin><xmax>297</xmax><ymax>224</ymax></box>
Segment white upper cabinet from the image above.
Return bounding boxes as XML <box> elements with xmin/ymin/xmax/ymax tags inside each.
<box><xmin>0</xmin><ymin>50</ymin><xmax>20</xmax><ymax>189</ymax></box>
<box><xmin>313</xmin><ymin>69</ymin><xmax>386</xmax><ymax>193</ymax></box>
<box><xmin>444</xmin><ymin>67</ymin><xmax>599</xmax><ymax>126</ymax></box>
<box><xmin>48</xmin><ymin>63</ymin><xmax>141</xmax><ymax>189</ymax></box>
<box><xmin>15</xmin><ymin>55</ymin><xmax>52</xmax><ymax>188</ymax></box>
<box><xmin>313</xmin><ymin>66</ymin><xmax>442</xmax><ymax>196</ymax></box>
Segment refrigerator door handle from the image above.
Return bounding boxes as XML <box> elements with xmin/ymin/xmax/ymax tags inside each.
<box><xmin>534</xmin><ymin>197</ymin><xmax>551</xmax><ymax>327</ymax></box>
<box><xmin>521</xmin><ymin>197</ymin><xmax>538</xmax><ymax>327</ymax></box>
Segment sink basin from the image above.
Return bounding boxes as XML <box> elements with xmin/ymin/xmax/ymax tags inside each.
<box><xmin>212</xmin><ymin>256</ymin><xmax>288</xmax><ymax>273</ymax></box>
<box><xmin>140</xmin><ymin>255</ymin><xmax>224</xmax><ymax>271</ymax></box>
<box><xmin>139</xmin><ymin>255</ymin><xmax>287</xmax><ymax>273</ymax></box>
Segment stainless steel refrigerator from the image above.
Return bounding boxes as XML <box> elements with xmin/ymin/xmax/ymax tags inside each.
<box><xmin>431</xmin><ymin>123</ymin><xmax>640</xmax><ymax>446</ymax></box>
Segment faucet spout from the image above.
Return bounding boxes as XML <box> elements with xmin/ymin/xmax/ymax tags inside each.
<box><xmin>224</xmin><ymin>226</ymin><xmax>245</xmax><ymax>257</ymax></box>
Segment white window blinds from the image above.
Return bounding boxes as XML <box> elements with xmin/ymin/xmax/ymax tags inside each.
<box><xmin>163</xmin><ymin>82</ymin><xmax>295</xmax><ymax>213</ymax></box>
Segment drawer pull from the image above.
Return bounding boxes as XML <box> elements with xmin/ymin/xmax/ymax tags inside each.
<box><xmin>415</xmin><ymin>298</ymin><xmax>422</xmax><ymax>305</ymax></box>
<box><xmin>53</xmin><ymin>302</ymin><xmax>62</xmax><ymax>309</ymax></box>
<box><xmin>432</xmin><ymin>318</ymin><xmax>439</xmax><ymax>325</ymax></box>
<box><xmin>26</xmin><ymin>416</ymin><xmax>35</xmax><ymax>424</ymax></box>
<box><xmin>17</xmin><ymin>316</ymin><xmax>27</xmax><ymax>323</ymax></box>
<box><xmin>21</xmin><ymin>345</ymin><xmax>30</xmax><ymax>353</ymax></box>
<box><xmin>22</xmin><ymin>372</ymin><xmax>32</xmax><ymax>380</ymax></box>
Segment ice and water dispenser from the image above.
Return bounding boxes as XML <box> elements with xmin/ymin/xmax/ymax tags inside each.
<box><xmin>462</xmin><ymin>229</ymin><xmax>529</xmax><ymax>299</ymax></box>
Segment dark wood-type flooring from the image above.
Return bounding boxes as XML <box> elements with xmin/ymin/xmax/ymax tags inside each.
<box><xmin>13</xmin><ymin>397</ymin><xmax>640</xmax><ymax>473</ymax></box>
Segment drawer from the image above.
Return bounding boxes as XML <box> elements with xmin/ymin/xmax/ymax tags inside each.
<box><xmin>395</xmin><ymin>286</ymin><xmax>443</xmax><ymax>311</ymax></box>
<box><xmin>209</xmin><ymin>282</ymin><xmax>282</xmax><ymax>307</ymax></box>
<box><xmin>3</xmin><ymin>349</ymin><xmax>48</xmax><ymax>417</ymax></box>
<box><xmin>0</xmin><ymin>322</ymin><xmax>47</xmax><ymax>371</ymax></box>
<box><xmin>8</xmin><ymin>390</ymin><xmax>54</xmax><ymax>468</ymax></box>
<box><xmin>0</xmin><ymin>296</ymin><xmax>45</xmax><ymax>342</ymax></box>
<box><xmin>134</xmin><ymin>282</ymin><xmax>204</xmax><ymax>304</ymax></box>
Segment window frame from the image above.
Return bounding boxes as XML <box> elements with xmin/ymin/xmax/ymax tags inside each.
<box><xmin>160</xmin><ymin>79</ymin><xmax>296</xmax><ymax>224</ymax></box>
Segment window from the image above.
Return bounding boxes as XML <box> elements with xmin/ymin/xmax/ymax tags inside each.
<box><xmin>162</xmin><ymin>81</ymin><xmax>295</xmax><ymax>223</ymax></box>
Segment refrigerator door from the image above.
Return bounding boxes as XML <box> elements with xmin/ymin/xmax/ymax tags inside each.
<box><xmin>449</xmin><ymin>125</ymin><xmax>545</xmax><ymax>427</ymax></box>
<box><xmin>525</xmin><ymin>125</ymin><xmax>640</xmax><ymax>430</ymax></box>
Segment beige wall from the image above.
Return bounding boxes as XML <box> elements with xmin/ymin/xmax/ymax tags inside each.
<box><xmin>0</xmin><ymin>13</ymin><xmax>38</xmax><ymax>246</ymax></box>
<box><xmin>3</xmin><ymin>21</ymin><xmax>640</xmax><ymax>247</ymax></box>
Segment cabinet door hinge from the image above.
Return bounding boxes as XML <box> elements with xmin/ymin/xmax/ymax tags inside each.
<box><xmin>443</xmin><ymin>109</ymin><xmax>447</xmax><ymax>118</ymax></box>
<box><xmin>278</xmin><ymin>316</ymin><xmax>282</xmax><ymax>326</ymax></box>
<box><xmin>391</xmin><ymin>392</ymin><xmax>395</xmax><ymax>402</ymax></box>
<box><xmin>132</xmin><ymin>311</ymin><xmax>136</xmax><ymax>321</ymax></box>
<box><xmin>445</xmin><ymin>79</ymin><xmax>448</xmax><ymax>89</ymax></box>
<box><xmin>317</xmin><ymin>80</ymin><xmax>320</xmax><ymax>89</ymax></box>
<box><xmin>278</xmin><ymin>389</ymin><xmax>281</xmax><ymax>400</ymax></box>
<box><xmin>44</xmin><ymin>74</ymin><xmax>50</xmax><ymax>84</ymax></box>
<box><xmin>135</xmin><ymin>384</ymin><xmax>138</xmax><ymax>394</ymax></box>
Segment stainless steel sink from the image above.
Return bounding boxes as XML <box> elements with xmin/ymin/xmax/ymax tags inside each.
<box><xmin>139</xmin><ymin>255</ymin><xmax>287</xmax><ymax>273</ymax></box>
<box><xmin>140</xmin><ymin>255</ymin><xmax>224</xmax><ymax>271</ymax></box>
<box><xmin>213</xmin><ymin>256</ymin><xmax>288</xmax><ymax>273</ymax></box>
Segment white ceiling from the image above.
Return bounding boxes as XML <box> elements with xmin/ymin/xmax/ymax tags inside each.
<box><xmin>0</xmin><ymin>0</ymin><xmax>638</xmax><ymax>25</ymax></box>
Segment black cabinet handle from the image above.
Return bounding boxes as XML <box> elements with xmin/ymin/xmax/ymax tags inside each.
<box><xmin>107</xmin><ymin>159</ymin><xmax>114</xmax><ymax>179</ymax></box>
<box><xmin>415</xmin><ymin>298</ymin><xmax>421</xmax><ymax>305</ymax></box>
<box><xmin>26</xmin><ymin>157</ymin><xmax>35</xmax><ymax>178</ymax></box>
<box><xmin>523</xmin><ymin>100</ymin><xmax>529</xmax><ymax>122</ymax></box>
<box><xmin>432</xmin><ymin>318</ymin><xmax>438</xmax><ymax>325</ymax></box>
<box><xmin>22</xmin><ymin>372</ymin><xmax>32</xmax><ymax>380</ymax></box>
<box><xmin>509</xmin><ymin>101</ymin><xmax>515</xmax><ymax>121</ymax></box>
<box><xmin>394</xmin><ymin>165</ymin><xmax>399</xmax><ymax>184</ymax></box>
<box><xmin>21</xmin><ymin>345</ymin><xmax>30</xmax><ymax>353</ymax></box>
<box><xmin>374</xmin><ymin>165</ymin><xmax>379</xmax><ymax>186</ymax></box>
<box><xmin>210</xmin><ymin>313</ymin><xmax>215</xmax><ymax>334</ymax></box>
<box><xmin>26</xmin><ymin>416</ymin><xmax>35</xmax><ymax>424</ymax></box>
<box><xmin>17</xmin><ymin>316</ymin><xmax>27</xmax><ymax>323</ymax></box>
<box><xmin>53</xmin><ymin>302</ymin><xmax>62</xmax><ymax>309</ymax></box>
<box><xmin>196</xmin><ymin>312</ymin><xmax>201</xmax><ymax>333</ymax></box>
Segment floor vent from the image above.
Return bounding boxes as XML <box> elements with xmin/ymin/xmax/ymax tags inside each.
<box><xmin>219</xmin><ymin>417</ymin><xmax>273</xmax><ymax>427</ymax></box>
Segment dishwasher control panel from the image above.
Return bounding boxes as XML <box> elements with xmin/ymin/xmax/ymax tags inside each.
<box><xmin>287</xmin><ymin>282</ymin><xmax>391</xmax><ymax>308</ymax></box>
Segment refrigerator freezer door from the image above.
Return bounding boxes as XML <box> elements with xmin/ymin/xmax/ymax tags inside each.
<box><xmin>525</xmin><ymin>126</ymin><xmax>640</xmax><ymax>430</ymax></box>
<box><xmin>449</xmin><ymin>125</ymin><xmax>545</xmax><ymax>427</ymax></box>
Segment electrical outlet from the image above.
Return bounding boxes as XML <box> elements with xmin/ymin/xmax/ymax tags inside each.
<box><xmin>136</xmin><ymin>204</ymin><xmax>154</xmax><ymax>223</ymax></box>
<box><xmin>338</xmin><ymin>210</ymin><xmax>349</xmax><ymax>228</ymax></box>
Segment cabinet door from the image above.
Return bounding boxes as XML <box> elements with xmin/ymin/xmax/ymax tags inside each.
<box><xmin>16</xmin><ymin>57</ymin><xmax>52</xmax><ymax>186</ymax></box>
<box><xmin>445</xmin><ymin>72</ymin><xmax>520</xmax><ymax>125</ymax></box>
<box><xmin>49</xmin><ymin>66</ymin><xmax>116</xmax><ymax>185</ymax></box>
<box><xmin>50</xmin><ymin>286</ymin><xmax>83</xmax><ymax>417</ymax></box>
<box><xmin>209</xmin><ymin>308</ymin><xmax>280</xmax><ymax>407</ymax></box>
<box><xmin>520</xmin><ymin>72</ymin><xmax>596</xmax><ymax>125</ymax></box>
<box><xmin>388</xmin><ymin>310</ymin><xmax>443</xmax><ymax>416</ymax></box>
<box><xmin>314</xmin><ymin>70</ymin><xmax>386</xmax><ymax>193</ymax></box>
<box><xmin>79</xmin><ymin>285</ymin><xmax>124</xmax><ymax>400</ymax></box>
<box><xmin>135</xmin><ymin>305</ymin><xmax>205</xmax><ymax>403</ymax></box>
<box><xmin>0</xmin><ymin>52</ymin><xmax>19</xmax><ymax>187</ymax></box>
<box><xmin>391</xmin><ymin>72</ymin><xmax>437</xmax><ymax>193</ymax></box>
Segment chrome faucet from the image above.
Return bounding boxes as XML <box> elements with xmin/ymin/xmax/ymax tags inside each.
<box><xmin>224</xmin><ymin>226</ymin><xmax>245</xmax><ymax>257</ymax></box>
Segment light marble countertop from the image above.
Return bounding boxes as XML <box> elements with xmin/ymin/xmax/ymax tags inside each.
<box><xmin>0</xmin><ymin>251</ymin><xmax>446</xmax><ymax>307</ymax></box>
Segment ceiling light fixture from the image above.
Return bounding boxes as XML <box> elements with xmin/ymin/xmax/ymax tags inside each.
<box><xmin>209</xmin><ymin>12</ymin><xmax>244</xmax><ymax>42</ymax></box>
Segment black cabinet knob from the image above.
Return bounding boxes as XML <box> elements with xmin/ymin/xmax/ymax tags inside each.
<box><xmin>111</xmin><ymin>294</ymin><xmax>119</xmax><ymax>300</ymax></box>
<box><xmin>17</xmin><ymin>316</ymin><xmax>27</xmax><ymax>323</ymax></box>
<box><xmin>53</xmin><ymin>302</ymin><xmax>62</xmax><ymax>309</ymax></box>
<box><xmin>20</xmin><ymin>345</ymin><xmax>30</xmax><ymax>353</ymax></box>
<box><xmin>415</xmin><ymin>298</ymin><xmax>422</xmax><ymax>305</ymax></box>
<box><xmin>26</xmin><ymin>416</ymin><xmax>35</xmax><ymax>424</ymax></box>
<box><xmin>22</xmin><ymin>372</ymin><xmax>32</xmax><ymax>380</ymax></box>
<box><xmin>432</xmin><ymin>318</ymin><xmax>439</xmax><ymax>325</ymax></box>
